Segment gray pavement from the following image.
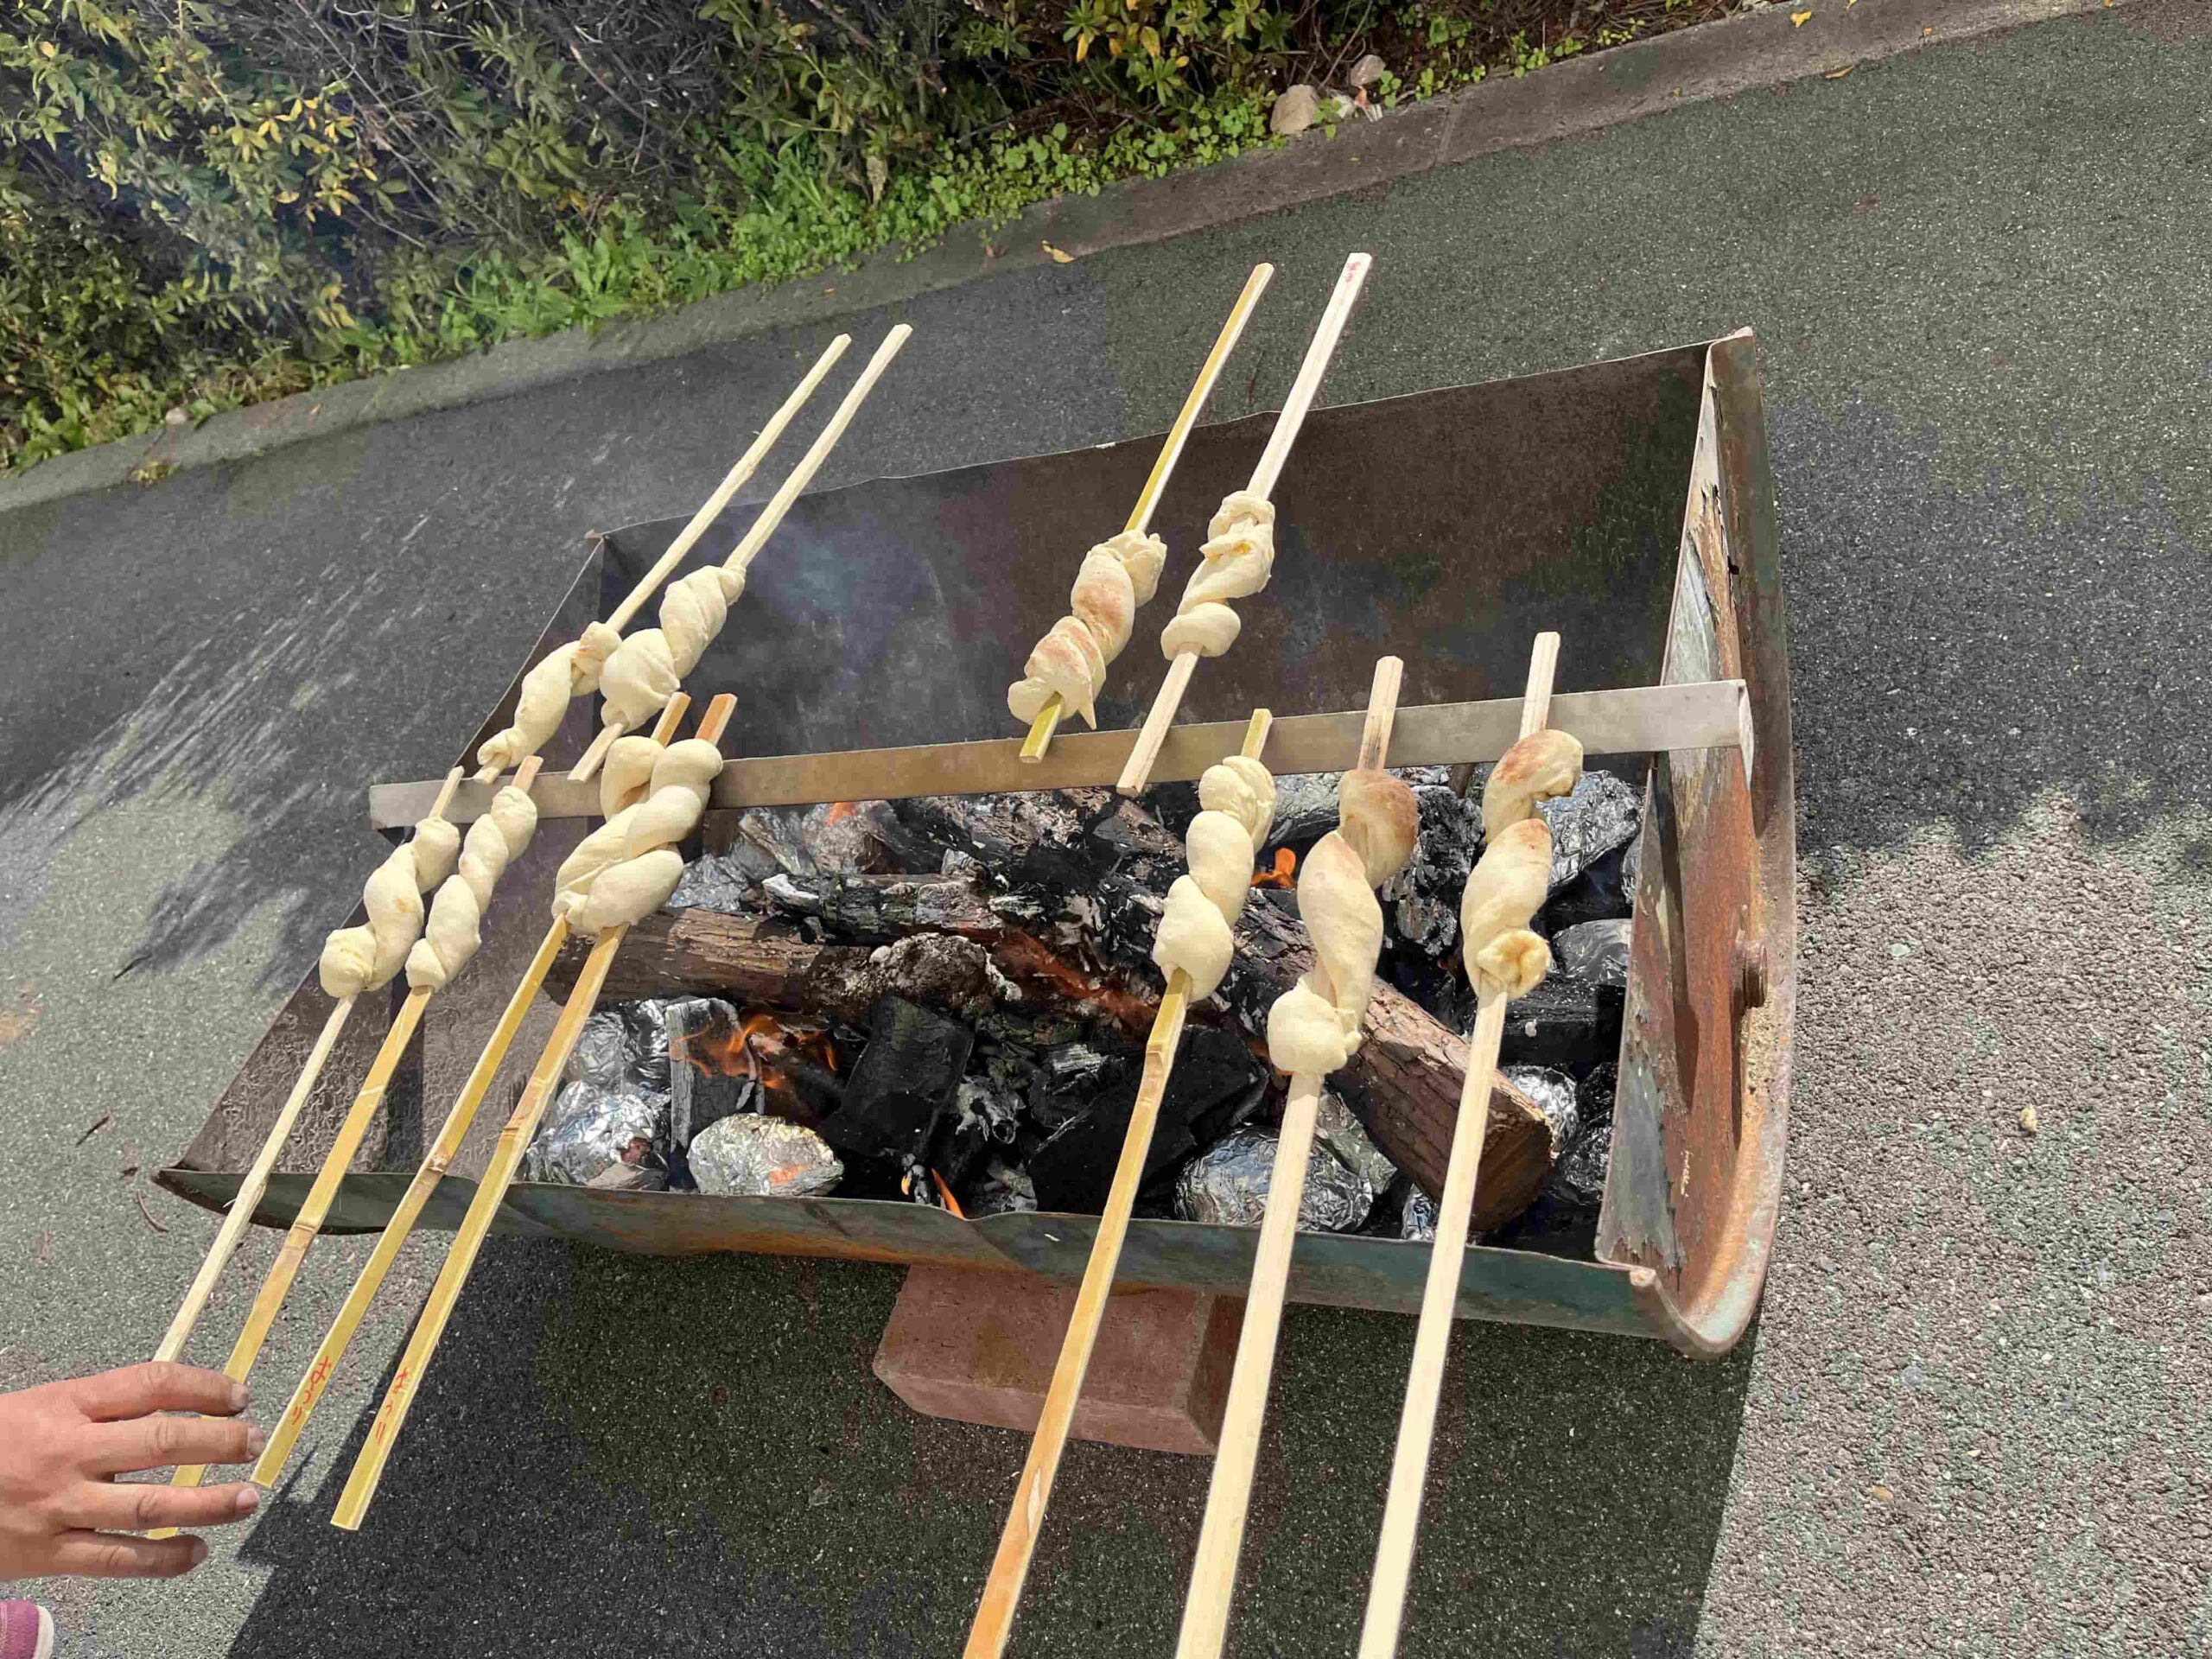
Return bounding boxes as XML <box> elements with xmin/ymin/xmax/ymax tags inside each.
<box><xmin>2</xmin><ymin>2</ymin><xmax>2209</xmax><ymax>1653</ymax></box>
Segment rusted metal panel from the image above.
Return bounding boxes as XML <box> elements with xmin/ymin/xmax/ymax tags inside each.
<box><xmin>162</xmin><ymin>338</ymin><xmax>1790</xmax><ymax>1346</ymax></box>
<box><xmin>1597</xmin><ymin>333</ymin><xmax>1795</xmax><ymax>1356</ymax></box>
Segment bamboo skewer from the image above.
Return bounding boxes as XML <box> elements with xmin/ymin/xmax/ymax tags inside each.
<box><xmin>254</xmin><ymin>706</ymin><xmax>688</xmax><ymax>1491</ymax></box>
<box><xmin>1018</xmin><ymin>264</ymin><xmax>1275</xmax><ymax>765</ymax></box>
<box><xmin>1117</xmin><ymin>252</ymin><xmax>1373</xmax><ymax>798</ymax></box>
<box><xmin>1175</xmin><ymin>656</ymin><xmax>1402</xmax><ymax>1659</ymax></box>
<box><xmin>965</xmin><ymin>706</ymin><xmax>1274</xmax><ymax>1657</ymax></box>
<box><xmin>151</xmin><ymin>766</ymin><xmax>467</xmax><ymax>1366</ymax></box>
<box><xmin>568</xmin><ymin>322</ymin><xmax>914</xmax><ymax>785</ymax></box>
<box><xmin>471</xmin><ymin>340</ymin><xmax>849</xmax><ymax>785</ymax></box>
<box><xmin>334</xmin><ymin>692</ymin><xmax>734</xmax><ymax>1529</ymax></box>
<box><xmin>1356</xmin><ymin>633</ymin><xmax>1558</xmax><ymax>1659</ymax></box>
<box><xmin>154</xmin><ymin>759</ymin><xmax>548</xmax><ymax>1519</ymax></box>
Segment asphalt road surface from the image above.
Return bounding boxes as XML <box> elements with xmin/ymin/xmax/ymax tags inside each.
<box><xmin>1</xmin><ymin>4</ymin><xmax>2206</xmax><ymax>1654</ymax></box>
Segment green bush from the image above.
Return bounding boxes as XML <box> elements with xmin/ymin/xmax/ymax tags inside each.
<box><xmin>0</xmin><ymin>0</ymin><xmax>1716</xmax><ymax>471</ymax></box>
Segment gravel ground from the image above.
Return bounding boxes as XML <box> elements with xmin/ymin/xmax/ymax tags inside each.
<box><xmin>1</xmin><ymin>3</ymin><xmax>2208</xmax><ymax>1654</ymax></box>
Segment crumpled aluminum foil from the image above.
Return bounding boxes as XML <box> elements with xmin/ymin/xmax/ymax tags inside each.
<box><xmin>1315</xmin><ymin>1091</ymin><xmax>1398</xmax><ymax>1195</ymax></box>
<box><xmin>688</xmin><ymin>1113</ymin><xmax>844</xmax><ymax>1198</ymax></box>
<box><xmin>566</xmin><ymin>1012</ymin><xmax>632</xmax><ymax>1091</ymax></box>
<box><xmin>1538</xmin><ymin>769</ymin><xmax>1643</xmax><ymax>888</ymax></box>
<box><xmin>520</xmin><ymin>1081</ymin><xmax>667</xmax><ymax>1185</ymax></box>
<box><xmin>1173</xmin><ymin>1127</ymin><xmax>1373</xmax><ymax>1233</ymax></box>
<box><xmin>1401</xmin><ymin>1185</ymin><xmax>1438</xmax><ymax>1243</ymax></box>
<box><xmin>1502</xmin><ymin>1064</ymin><xmax>1580</xmax><ymax>1160</ymax></box>
<box><xmin>1551</xmin><ymin>918</ymin><xmax>1632</xmax><ymax>988</ymax></box>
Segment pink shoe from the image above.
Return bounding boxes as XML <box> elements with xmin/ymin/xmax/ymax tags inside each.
<box><xmin>0</xmin><ymin>1605</ymin><xmax>52</xmax><ymax>1659</ymax></box>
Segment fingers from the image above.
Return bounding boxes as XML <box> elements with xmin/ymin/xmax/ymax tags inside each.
<box><xmin>57</xmin><ymin>1478</ymin><xmax>261</xmax><ymax>1536</ymax></box>
<box><xmin>44</xmin><ymin>1529</ymin><xmax>210</xmax><ymax>1580</ymax></box>
<box><xmin>80</xmin><ymin>1412</ymin><xmax>264</xmax><ymax>1476</ymax></box>
<box><xmin>67</xmin><ymin>1361</ymin><xmax>248</xmax><ymax>1422</ymax></box>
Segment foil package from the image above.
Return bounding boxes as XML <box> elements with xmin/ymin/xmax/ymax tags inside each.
<box><xmin>1501</xmin><ymin>1064</ymin><xmax>1580</xmax><ymax>1160</ymax></box>
<box><xmin>521</xmin><ymin>1080</ymin><xmax>667</xmax><ymax>1185</ymax></box>
<box><xmin>688</xmin><ymin>1113</ymin><xmax>844</xmax><ymax>1198</ymax></box>
<box><xmin>1173</xmin><ymin>1126</ymin><xmax>1373</xmax><ymax>1233</ymax></box>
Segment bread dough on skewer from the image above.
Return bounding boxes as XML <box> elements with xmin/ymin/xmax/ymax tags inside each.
<box><xmin>1481</xmin><ymin>727</ymin><xmax>1582</xmax><ymax>842</ymax></box>
<box><xmin>1152</xmin><ymin>753</ymin><xmax>1278</xmax><ymax>998</ymax></box>
<box><xmin>1457</xmin><ymin>725</ymin><xmax>1587</xmax><ymax>999</ymax></box>
<box><xmin>1007</xmin><ymin>530</ymin><xmax>1168</xmax><ymax>728</ymax></box>
<box><xmin>317</xmin><ymin>817</ymin><xmax>461</xmax><ymax>1000</ymax></box>
<box><xmin>474</xmin><ymin>623</ymin><xmax>624</xmax><ymax>775</ymax></box>
<box><xmin>404</xmin><ymin>785</ymin><xmax>540</xmax><ymax>992</ymax></box>
<box><xmin>598</xmin><ymin>566</ymin><xmax>747</xmax><ymax>734</ymax></box>
<box><xmin>1160</xmin><ymin>492</ymin><xmax>1275</xmax><ymax>662</ymax></box>
<box><xmin>552</xmin><ymin>738</ymin><xmax>726</xmax><ymax>932</ymax></box>
<box><xmin>1262</xmin><ymin>763</ymin><xmax>1418</xmax><ymax>1075</ymax></box>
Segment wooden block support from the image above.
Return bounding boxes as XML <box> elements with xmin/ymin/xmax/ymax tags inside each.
<box><xmin>874</xmin><ymin>1266</ymin><xmax>1241</xmax><ymax>1456</ymax></box>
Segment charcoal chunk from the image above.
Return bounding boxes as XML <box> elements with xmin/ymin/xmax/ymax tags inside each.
<box><xmin>665</xmin><ymin>999</ymin><xmax>752</xmax><ymax>1154</ymax></box>
<box><xmin>1540</xmin><ymin>838</ymin><xmax>1636</xmax><ymax>932</ymax></box>
<box><xmin>1380</xmin><ymin>784</ymin><xmax>1485</xmax><ymax>960</ymax></box>
<box><xmin>1026</xmin><ymin>1025</ymin><xmax>1265</xmax><ymax>1213</ymax></box>
<box><xmin>819</xmin><ymin>997</ymin><xmax>973</xmax><ymax>1160</ymax></box>
<box><xmin>1496</xmin><ymin>970</ymin><xmax>1624</xmax><ymax>1079</ymax></box>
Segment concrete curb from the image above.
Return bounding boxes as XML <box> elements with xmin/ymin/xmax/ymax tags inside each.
<box><xmin>0</xmin><ymin>0</ymin><xmax>2111</xmax><ymax>513</ymax></box>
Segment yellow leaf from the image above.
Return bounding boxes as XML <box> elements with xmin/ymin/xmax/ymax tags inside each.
<box><xmin>1790</xmin><ymin>8</ymin><xmax>1812</xmax><ymax>23</ymax></box>
<box><xmin>1042</xmin><ymin>241</ymin><xmax>1076</xmax><ymax>264</ymax></box>
<box><xmin>1824</xmin><ymin>65</ymin><xmax>1851</xmax><ymax>78</ymax></box>
<box><xmin>1074</xmin><ymin>30</ymin><xmax>1090</xmax><ymax>60</ymax></box>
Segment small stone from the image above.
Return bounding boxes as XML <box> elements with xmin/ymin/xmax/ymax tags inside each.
<box><xmin>1270</xmin><ymin>85</ymin><xmax>1321</xmax><ymax>135</ymax></box>
<box><xmin>2018</xmin><ymin>1104</ymin><xmax>2038</xmax><ymax>1135</ymax></box>
<box><xmin>1888</xmin><ymin>941</ymin><xmax>1912</xmax><ymax>961</ymax></box>
<box><xmin>1349</xmin><ymin>53</ymin><xmax>1387</xmax><ymax>87</ymax></box>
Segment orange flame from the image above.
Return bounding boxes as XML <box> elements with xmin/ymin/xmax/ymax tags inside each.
<box><xmin>1249</xmin><ymin>848</ymin><xmax>1297</xmax><ymax>890</ymax></box>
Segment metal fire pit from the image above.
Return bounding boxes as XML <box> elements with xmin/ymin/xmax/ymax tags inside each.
<box><xmin>160</xmin><ymin>331</ymin><xmax>1792</xmax><ymax>1357</ymax></box>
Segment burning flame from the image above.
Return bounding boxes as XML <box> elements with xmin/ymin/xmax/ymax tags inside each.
<box><xmin>675</xmin><ymin>1009</ymin><xmax>840</xmax><ymax>1094</ymax></box>
<box><xmin>998</xmin><ymin>931</ymin><xmax>1157</xmax><ymax>1031</ymax></box>
<box><xmin>823</xmin><ymin>800</ymin><xmax>860</xmax><ymax>826</ymax></box>
<box><xmin>1249</xmin><ymin>849</ymin><xmax>1297</xmax><ymax>890</ymax></box>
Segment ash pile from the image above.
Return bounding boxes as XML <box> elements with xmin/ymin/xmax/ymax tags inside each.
<box><xmin>526</xmin><ymin>763</ymin><xmax>1643</xmax><ymax>1257</ymax></box>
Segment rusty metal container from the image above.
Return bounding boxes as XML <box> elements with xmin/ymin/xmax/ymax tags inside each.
<box><xmin>160</xmin><ymin>330</ymin><xmax>1792</xmax><ymax>1356</ymax></box>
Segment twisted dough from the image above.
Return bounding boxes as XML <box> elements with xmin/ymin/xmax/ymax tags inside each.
<box><xmin>599</xmin><ymin>564</ymin><xmax>747</xmax><ymax>733</ymax></box>
<box><xmin>404</xmin><ymin>786</ymin><xmax>540</xmax><ymax>992</ymax></box>
<box><xmin>1160</xmin><ymin>492</ymin><xmax>1274</xmax><ymax>661</ymax></box>
<box><xmin>597</xmin><ymin>734</ymin><xmax>666</xmax><ymax>822</ymax></box>
<box><xmin>1459</xmin><ymin>727</ymin><xmax>1586</xmax><ymax>998</ymax></box>
<box><xmin>1482</xmin><ymin>728</ymin><xmax>1582</xmax><ymax>842</ymax></box>
<box><xmin>1007</xmin><ymin>530</ymin><xmax>1168</xmax><ymax>728</ymax></box>
<box><xmin>475</xmin><ymin>622</ymin><xmax>623</xmax><ymax>774</ymax></box>
<box><xmin>552</xmin><ymin>738</ymin><xmax>726</xmax><ymax>933</ymax></box>
<box><xmin>317</xmin><ymin>817</ymin><xmax>461</xmax><ymax>999</ymax></box>
<box><xmin>1152</xmin><ymin>753</ymin><xmax>1277</xmax><ymax>999</ymax></box>
<box><xmin>1264</xmin><ymin>767</ymin><xmax>1417</xmax><ymax>1076</ymax></box>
